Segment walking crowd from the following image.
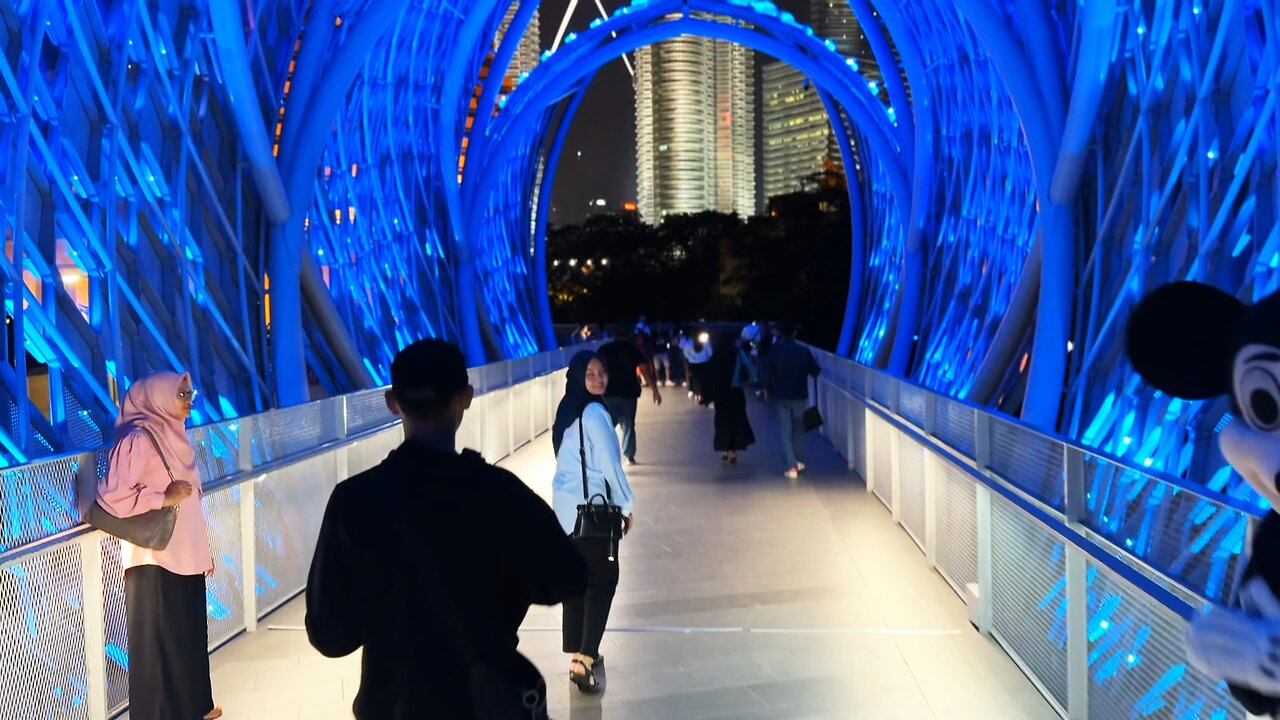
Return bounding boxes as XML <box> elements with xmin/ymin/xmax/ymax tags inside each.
<box><xmin>87</xmin><ymin>320</ymin><xmax>819</xmax><ymax>719</ymax></box>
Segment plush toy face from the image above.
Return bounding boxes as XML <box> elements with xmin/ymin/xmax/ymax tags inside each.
<box><xmin>1235</xmin><ymin>344</ymin><xmax>1280</xmax><ymax>434</ymax></box>
<box><xmin>1127</xmin><ymin>282</ymin><xmax>1280</xmax><ymax>508</ymax></box>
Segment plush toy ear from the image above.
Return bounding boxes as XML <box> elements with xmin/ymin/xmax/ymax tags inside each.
<box><xmin>1125</xmin><ymin>281</ymin><xmax>1244</xmax><ymax>399</ymax></box>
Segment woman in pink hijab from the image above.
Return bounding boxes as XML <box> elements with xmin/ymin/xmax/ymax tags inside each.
<box><xmin>97</xmin><ymin>371</ymin><xmax>221</xmax><ymax>720</ymax></box>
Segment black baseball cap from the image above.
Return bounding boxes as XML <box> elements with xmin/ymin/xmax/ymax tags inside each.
<box><xmin>390</xmin><ymin>339</ymin><xmax>470</xmax><ymax>411</ymax></box>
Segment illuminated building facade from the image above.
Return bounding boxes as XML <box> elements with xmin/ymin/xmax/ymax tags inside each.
<box><xmin>762</xmin><ymin>62</ymin><xmax>833</xmax><ymax>201</ymax></box>
<box><xmin>634</xmin><ymin>21</ymin><xmax>756</xmax><ymax>222</ymax></box>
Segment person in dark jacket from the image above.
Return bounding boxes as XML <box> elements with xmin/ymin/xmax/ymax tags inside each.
<box><xmin>760</xmin><ymin>321</ymin><xmax>820</xmax><ymax>478</ymax></box>
<box><xmin>705</xmin><ymin>332</ymin><xmax>756</xmax><ymax>463</ymax></box>
<box><xmin>306</xmin><ymin>339</ymin><xmax>588</xmax><ymax>719</ymax></box>
<box><xmin>597</xmin><ymin>332</ymin><xmax>662</xmax><ymax>463</ymax></box>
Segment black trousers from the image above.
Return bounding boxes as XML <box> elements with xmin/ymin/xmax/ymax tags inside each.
<box><xmin>562</xmin><ymin>537</ymin><xmax>620</xmax><ymax>658</ymax></box>
<box><xmin>125</xmin><ymin>565</ymin><xmax>214</xmax><ymax>720</ymax></box>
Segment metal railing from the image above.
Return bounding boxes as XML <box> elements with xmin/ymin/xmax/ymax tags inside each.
<box><xmin>0</xmin><ymin>344</ymin><xmax>593</xmax><ymax>719</ymax></box>
<box><xmin>805</xmin><ymin>345</ymin><xmax>1252</xmax><ymax>719</ymax></box>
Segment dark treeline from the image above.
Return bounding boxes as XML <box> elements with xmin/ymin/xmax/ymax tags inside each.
<box><xmin>547</xmin><ymin>186</ymin><xmax>852</xmax><ymax>351</ymax></box>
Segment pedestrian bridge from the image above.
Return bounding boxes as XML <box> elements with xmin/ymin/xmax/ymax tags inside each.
<box><xmin>1</xmin><ymin>344</ymin><xmax>1248</xmax><ymax>719</ymax></box>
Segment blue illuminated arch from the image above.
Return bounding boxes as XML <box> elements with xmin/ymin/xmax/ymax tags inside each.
<box><xmin>462</xmin><ymin>0</ymin><xmax>913</xmax><ymax>361</ymax></box>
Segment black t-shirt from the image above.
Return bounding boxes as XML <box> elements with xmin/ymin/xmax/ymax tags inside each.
<box><xmin>598</xmin><ymin>339</ymin><xmax>646</xmax><ymax>398</ymax></box>
<box><xmin>306</xmin><ymin>442</ymin><xmax>588</xmax><ymax>719</ymax></box>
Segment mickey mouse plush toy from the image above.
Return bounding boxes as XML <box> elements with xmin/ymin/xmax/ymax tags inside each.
<box><xmin>1127</xmin><ymin>281</ymin><xmax>1280</xmax><ymax>715</ymax></box>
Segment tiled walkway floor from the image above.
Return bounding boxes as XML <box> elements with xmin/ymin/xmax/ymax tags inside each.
<box><xmin>195</xmin><ymin>391</ymin><xmax>1057</xmax><ymax>719</ymax></box>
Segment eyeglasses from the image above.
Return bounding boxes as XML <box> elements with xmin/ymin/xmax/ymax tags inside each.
<box><xmin>178</xmin><ymin>388</ymin><xmax>199</xmax><ymax>401</ymax></box>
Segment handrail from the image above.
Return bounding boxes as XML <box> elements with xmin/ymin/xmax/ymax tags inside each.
<box><xmin>809</xmin><ymin>345</ymin><xmax>1262</xmax><ymax>519</ymax></box>
<box><xmin>806</xmin><ymin>344</ymin><xmax>1259</xmax><ymax>603</ymax></box>
<box><xmin>0</xmin><ymin>343</ymin><xmax>598</xmax><ymax>564</ymax></box>
<box><xmin>856</xmin><ymin>386</ymin><xmax>1199</xmax><ymax>621</ymax></box>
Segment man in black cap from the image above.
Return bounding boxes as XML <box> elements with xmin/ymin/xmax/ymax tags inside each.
<box><xmin>306</xmin><ymin>339</ymin><xmax>588</xmax><ymax>719</ymax></box>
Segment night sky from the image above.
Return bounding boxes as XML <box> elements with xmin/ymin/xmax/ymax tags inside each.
<box><xmin>539</xmin><ymin>0</ymin><xmax>811</xmax><ymax>226</ymax></box>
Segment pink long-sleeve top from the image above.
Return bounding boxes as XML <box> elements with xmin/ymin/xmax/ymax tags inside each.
<box><xmin>97</xmin><ymin>429</ymin><xmax>213</xmax><ymax>576</ymax></box>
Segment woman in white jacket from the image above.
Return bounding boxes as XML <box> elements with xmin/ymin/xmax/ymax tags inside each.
<box><xmin>551</xmin><ymin>350</ymin><xmax>635</xmax><ymax>694</ymax></box>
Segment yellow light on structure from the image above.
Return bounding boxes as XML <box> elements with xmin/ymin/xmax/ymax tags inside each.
<box><xmin>348</xmin><ymin>206</ymin><xmax>356</xmax><ymax>222</ymax></box>
<box><xmin>333</xmin><ymin>209</ymin><xmax>342</xmax><ymax>224</ymax></box>
<box><xmin>351</xmin><ymin>164</ymin><xmax>359</xmax><ymax>177</ymax></box>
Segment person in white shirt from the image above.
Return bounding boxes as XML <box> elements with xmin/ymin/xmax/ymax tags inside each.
<box><xmin>679</xmin><ymin>327</ymin><xmax>714</xmax><ymax>403</ymax></box>
<box><xmin>551</xmin><ymin>351</ymin><xmax>635</xmax><ymax>694</ymax></box>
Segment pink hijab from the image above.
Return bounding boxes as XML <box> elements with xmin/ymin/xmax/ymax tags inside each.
<box><xmin>116</xmin><ymin>371</ymin><xmax>198</xmax><ymax>476</ymax></box>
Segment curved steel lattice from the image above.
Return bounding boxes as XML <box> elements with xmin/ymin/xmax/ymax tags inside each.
<box><xmin>0</xmin><ymin>2</ymin><xmax>272</xmax><ymax>471</ymax></box>
<box><xmin>895</xmin><ymin>0</ymin><xmax>1041</xmax><ymax>400</ymax></box>
<box><xmin>0</xmin><ymin>0</ymin><xmax>1277</xmax><ymax>716</ymax></box>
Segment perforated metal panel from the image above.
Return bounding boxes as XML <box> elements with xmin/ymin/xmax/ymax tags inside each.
<box><xmin>989</xmin><ymin>417</ymin><xmax>1064</xmax><ymax>508</ymax></box>
<box><xmin>252</xmin><ymin>402</ymin><xmax>330</xmax><ymax>464</ymax></box>
<box><xmin>190</xmin><ymin>421</ymin><xmax>240</xmax><ymax>484</ymax></box>
<box><xmin>511</xmin><ymin>383</ymin><xmax>532</xmax><ymax>449</ymax></box>
<box><xmin>849</xmin><ymin>401</ymin><xmax>867</xmax><ymax>479</ymax></box>
<box><xmin>934</xmin><ymin>396</ymin><xmax>976</xmax><ymax>457</ymax></box>
<box><xmin>346</xmin><ymin>389</ymin><xmax>396</xmax><ymax>435</ymax></box>
<box><xmin>63</xmin><ymin>386</ymin><xmax>104</xmax><ymax>451</ymax></box>
<box><xmin>873</xmin><ymin>373</ymin><xmax>895</xmax><ymax>407</ymax></box>
<box><xmin>872</xmin><ymin>417</ymin><xmax>894</xmax><ymax>509</ymax></box>
<box><xmin>899</xmin><ymin>436</ymin><xmax>927</xmax><ymax>547</ymax></box>
<box><xmin>1082</xmin><ymin>453</ymin><xmax>1247</xmax><ymax>603</ymax></box>
<box><xmin>203</xmin><ymin>486</ymin><xmax>246</xmax><ymax>647</ymax></box>
<box><xmin>898</xmin><ymin>383</ymin><xmax>927</xmax><ymax>428</ymax></box>
<box><xmin>1</xmin><ymin>453</ymin><xmax>81</xmax><ymax>552</ymax></box>
<box><xmin>935</xmin><ymin>459</ymin><xmax>978</xmax><ymax>590</ymax></box>
<box><xmin>0</xmin><ymin>541</ymin><xmax>90</xmax><ymax>719</ymax></box>
<box><xmin>458</xmin><ymin>401</ymin><xmax>485</xmax><ymax>454</ymax></box>
<box><xmin>1085</xmin><ymin>561</ymin><xmax>1243</xmax><ymax>720</ymax></box>
<box><xmin>253</xmin><ymin>454</ymin><xmax>338</xmax><ymax>613</ymax></box>
<box><xmin>991</xmin><ymin>497</ymin><xmax>1069</xmax><ymax>709</ymax></box>
<box><xmin>346</xmin><ymin>428</ymin><xmax>402</xmax><ymax>478</ymax></box>
<box><xmin>483</xmin><ymin>390</ymin><xmax>512</xmax><ymax>462</ymax></box>
<box><xmin>832</xmin><ymin>391</ymin><xmax>851</xmax><ymax>461</ymax></box>
<box><xmin>531</xmin><ymin>376</ymin><xmax>550</xmax><ymax>437</ymax></box>
<box><xmin>101</xmin><ymin>538</ymin><xmax>129</xmax><ymax>714</ymax></box>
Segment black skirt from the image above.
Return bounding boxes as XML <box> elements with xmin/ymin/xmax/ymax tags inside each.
<box><xmin>125</xmin><ymin>565</ymin><xmax>214</xmax><ymax>720</ymax></box>
<box><xmin>714</xmin><ymin>387</ymin><xmax>756</xmax><ymax>451</ymax></box>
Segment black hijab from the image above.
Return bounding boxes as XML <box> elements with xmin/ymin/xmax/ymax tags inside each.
<box><xmin>552</xmin><ymin>350</ymin><xmax>608</xmax><ymax>456</ymax></box>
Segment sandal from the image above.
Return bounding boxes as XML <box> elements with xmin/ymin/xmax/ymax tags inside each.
<box><xmin>569</xmin><ymin>658</ymin><xmax>602</xmax><ymax>695</ymax></box>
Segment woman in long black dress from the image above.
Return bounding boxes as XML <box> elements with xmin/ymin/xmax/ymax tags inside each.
<box><xmin>707</xmin><ymin>332</ymin><xmax>756</xmax><ymax>463</ymax></box>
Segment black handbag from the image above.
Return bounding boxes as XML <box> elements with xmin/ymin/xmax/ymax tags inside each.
<box><xmin>803</xmin><ymin>376</ymin><xmax>824</xmax><ymax>432</ymax></box>
<box><xmin>85</xmin><ymin>427</ymin><xmax>179</xmax><ymax>550</ymax></box>
<box><xmin>571</xmin><ymin>407</ymin><xmax>625</xmax><ymax>561</ymax></box>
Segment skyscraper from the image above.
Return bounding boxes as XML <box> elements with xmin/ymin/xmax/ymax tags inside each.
<box><xmin>762</xmin><ymin>62</ymin><xmax>833</xmax><ymax>201</ymax></box>
<box><xmin>634</xmin><ymin>19</ymin><xmax>755</xmax><ymax>223</ymax></box>
<box><xmin>496</xmin><ymin>4</ymin><xmax>541</xmax><ymax>78</ymax></box>
<box><xmin>762</xmin><ymin>0</ymin><xmax>895</xmax><ymax>203</ymax></box>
